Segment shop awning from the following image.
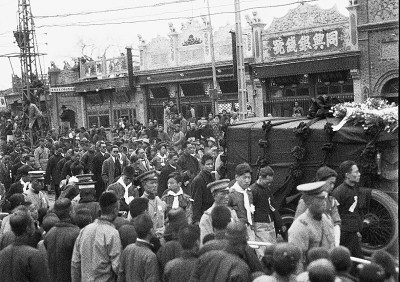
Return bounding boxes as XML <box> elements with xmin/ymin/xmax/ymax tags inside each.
<box><xmin>252</xmin><ymin>51</ymin><xmax>360</xmax><ymax>78</ymax></box>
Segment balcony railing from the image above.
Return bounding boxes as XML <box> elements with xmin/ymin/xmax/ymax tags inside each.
<box><xmin>80</xmin><ymin>56</ymin><xmax>128</xmax><ymax>80</ymax></box>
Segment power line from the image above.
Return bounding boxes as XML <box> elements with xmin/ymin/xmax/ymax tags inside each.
<box><xmin>34</xmin><ymin>0</ymin><xmax>275</xmax><ymax>24</ymax></box>
<box><xmin>38</xmin><ymin>0</ymin><xmax>249</xmax><ymax>26</ymax></box>
<box><xmin>34</xmin><ymin>0</ymin><xmax>197</xmax><ymax>19</ymax></box>
<box><xmin>0</xmin><ymin>31</ymin><xmax>14</xmax><ymax>36</ymax></box>
<box><xmin>36</xmin><ymin>0</ymin><xmax>317</xmax><ymax>29</ymax></box>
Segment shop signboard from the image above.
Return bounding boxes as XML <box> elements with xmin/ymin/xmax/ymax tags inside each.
<box><xmin>267</xmin><ymin>28</ymin><xmax>344</xmax><ymax>58</ymax></box>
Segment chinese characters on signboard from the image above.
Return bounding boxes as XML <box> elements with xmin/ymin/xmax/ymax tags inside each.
<box><xmin>268</xmin><ymin>29</ymin><xmax>342</xmax><ymax>57</ymax></box>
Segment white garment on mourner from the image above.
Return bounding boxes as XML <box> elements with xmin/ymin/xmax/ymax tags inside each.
<box><xmin>117</xmin><ymin>177</ymin><xmax>134</xmax><ymax>205</ymax></box>
<box><xmin>167</xmin><ymin>188</ymin><xmax>184</xmax><ymax>209</ymax></box>
<box><xmin>68</xmin><ymin>176</ymin><xmax>79</xmax><ymax>184</ymax></box>
<box><xmin>20</xmin><ymin>179</ymin><xmax>30</xmax><ymax>192</ymax></box>
<box><xmin>349</xmin><ymin>196</ymin><xmax>358</xmax><ymax>213</ymax></box>
<box><xmin>156</xmin><ymin>153</ymin><xmax>167</xmax><ymax>167</ymax></box>
<box><xmin>231</xmin><ymin>182</ymin><xmax>254</xmax><ymax>225</ymax></box>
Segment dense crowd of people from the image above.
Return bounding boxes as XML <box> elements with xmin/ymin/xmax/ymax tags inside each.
<box><xmin>0</xmin><ymin>105</ymin><xmax>398</xmax><ymax>282</ymax></box>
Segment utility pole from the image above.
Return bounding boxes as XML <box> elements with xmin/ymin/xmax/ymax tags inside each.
<box><xmin>206</xmin><ymin>0</ymin><xmax>219</xmax><ymax>115</ymax></box>
<box><xmin>14</xmin><ymin>0</ymin><xmax>46</xmax><ymax>145</ymax></box>
<box><xmin>234</xmin><ymin>0</ymin><xmax>247</xmax><ymax>120</ymax></box>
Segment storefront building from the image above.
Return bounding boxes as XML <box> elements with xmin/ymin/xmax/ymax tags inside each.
<box><xmin>250</xmin><ymin>4</ymin><xmax>361</xmax><ymax>117</ymax></box>
<box><xmin>48</xmin><ymin>54</ymin><xmax>143</xmax><ymax>129</ymax></box>
<box><xmin>135</xmin><ymin>19</ymin><xmax>255</xmax><ymax>122</ymax></box>
<box><xmin>350</xmin><ymin>0</ymin><xmax>398</xmax><ymax>104</ymax></box>
<box><xmin>48</xmin><ymin>3</ymin><xmax>397</xmax><ymax>128</ymax></box>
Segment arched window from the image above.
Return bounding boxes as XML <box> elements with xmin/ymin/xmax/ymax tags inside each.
<box><xmin>381</xmin><ymin>78</ymin><xmax>398</xmax><ymax>104</ymax></box>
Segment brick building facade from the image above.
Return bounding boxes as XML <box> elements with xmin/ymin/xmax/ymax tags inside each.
<box><xmin>349</xmin><ymin>0</ymin><xmax>398</xmax><ymax>104</ymax></box>
<box><xmin>251</xmin><ymin>4</ymin><xmax>360</xmax><ymax>117</ymax></box>
<box><xmin>136</xmin><ymin>19</ymin><xmax>253</xmax><ymax>122</ymax></box>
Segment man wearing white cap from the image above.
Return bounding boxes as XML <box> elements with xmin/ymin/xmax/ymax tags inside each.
<box><xmin>24</xmin><ymin>171</ymin><xmax>49</xmax><ymax>210</ymax></box>
<box><xmin>199</xmin><ymin>179</ymin><xmax>238</xmax><ymax>245</ymax></box>
<box><xmin>288</xmin><ymin>181</ymin><xmax>335</xmax><ymax>265</ymax></box>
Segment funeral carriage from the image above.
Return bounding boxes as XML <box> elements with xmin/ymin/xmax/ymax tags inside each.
<box><xmin>223</xmin><ymin>99</ymin><xmax>398</xmax><ymax>256</ymax></box>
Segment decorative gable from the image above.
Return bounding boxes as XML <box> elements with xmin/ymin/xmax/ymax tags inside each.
<box><xmin>146</xmin><ymin>36</ymin><xmax>171</xmax><ymax>69</ymax></box>
<box><xmin>262</xmin><ymin>4</ymin><xmax>353</xmax><ymax>62</ymax></box>
<box><xmin>266</xmin><ymin>4</ymin><xmax>348</xmax><ymax>34</ymax></box>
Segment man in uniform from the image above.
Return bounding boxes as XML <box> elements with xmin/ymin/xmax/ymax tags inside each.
<box><xmin>199</xmin><ymin>179</ymin><xmax>239</xmax><ymax>245</ymax></box>
<box><xmin>33</xmin><ymin>138</ymin><xmax>50</xmax><ymax>171</ymax></box>
<box><xmin>138</xmin><ymin>170</ymin><xmax>167</xmax><ymax>238</ymax></box>
<box><xmin>24</xmin><ymin>171</ymin><xmax>49</xmax><ymax>210</ymax></box>
<box><xmin>288</xmin><ymin>181</ymin><xmax>335</xmax><ymax>265</ymax></box>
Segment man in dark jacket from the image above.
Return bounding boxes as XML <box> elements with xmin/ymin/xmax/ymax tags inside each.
<box><xmin>61</xmin><ymin>150</ymin><xmax>81</xmax><ymax>181</ymax></box>
<box><xmin>185</xmin><ymin>122</ymin><xmax>201</xmax><ymax>141</ymax></box>
<box><xmin>163</xmin><ymin>225</ymin><xmax>199</xmax><ymax>282</ymax></box>
<box><xmin>60</xmin><ymin>105</ymin><xmax>70</xmax><ymax>135</ymax></box>
<box><xmin>118</xmin><ymin>214</ymin><xmax>160</xmax><ymax>282</ymax></box>
<box><xmin>13</xmin><ymin>154</ymin><xmax>35</xmax><ymax>182</ymax></box>
<box><xmin>107</xmin><ymin>166</ymin><xmax>139</xmax><ymax>213</ymax></box>
<box><xmin>92</xmin><ymin>141</ymin><xmax>109</xmax><ymax>200</ymax></box>
<box><xmin>55</xmin><ymin>149</ymin><xmax>72</xmax><ymax>187</ymax></box>
<box><xmin>5</xmin><ymin>119</ymin><xmax>14</xmax><ymax>142</ymax></box>
<box><xmin>0</xmin><ymin>208</ymin><xmax>50</xmax><ymax>282</ymax></box>
<box><xmin>332</xmin><ymin>160</ymin><xmax>363</xmax><ymax>258</ymax></box>
<box><xmin>192</xmin><ymin>154</ymin><xmax>215</xmax><ymax>224</ymax></box>
<box><xmin>190</xmin><ymin>250</ymin><xmax>250</xmax><ymax>281</ymax></box>
<box><xmin>146</xmin><ymin>121</ymin><xmax>158</xmax><ymax>144</ymax></box>
<box><xmin>0</xmin><ymin>155</ymin><xmax>13</xmax><ymax>192</ymax></box>
<box><xmin>177</xmin><ymin>141</ymin><xmax>200</xmax><ymax>195</ymax></box>
<box><xmin>45</xmin><ymin>148</ymin><xmax>64</xmax><ymax>199</ymax></box>
<box><xmin>157</xmin><ymin>152</ymin><xmax>180</xmax><ymax>197</ymax></box>
<box><xmin>250</xmin><ymin>166</ymin><xmax>285</xmax><ymax>258</ymax></box>
<box><xmin>11</xmin><ymin>151</ymin><xmax>27</xmax><ymax>182</ymax></box>
<box><xmin>102</xmin><ymin>146</ymin><xmax>130</xmax><ymax>189</ymax></box>
<box><xmin>80</xmin><ymin>145</ymin><xmax>95</xmax><ymax>174</ymax></box>
<box><xmin>5</xmin><ymin>166</ymin><xmax>31</xmax><ymax>199</ymax></box>
<box><xmin>199</xmin><ymin>119</ymin><xmax>213</xmax><ymax>141</ymax></box>
<box><xmin>74</xmin><ymin>180</ymin><xmax>101</xmax><ymax>221</ymax></box>
<box><xmin>44</xmin><ymin>198</ymin><xmax>80</xmax><ymax>282</ymax></box>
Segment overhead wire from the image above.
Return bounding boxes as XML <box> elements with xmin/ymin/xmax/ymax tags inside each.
<box><xmin>34</xmin><ymin>0</ymin><xmax>198</xmax><ymax>18</ymax></box>
<box><xmin>33</xmin><ymin>0</ymin><xmax>274</xmax><ymax>26</ymax></box>
<box><xmin>35</xmin><ymin>0</ymin><xmax>317</xmax><ymax>29</ymax></box>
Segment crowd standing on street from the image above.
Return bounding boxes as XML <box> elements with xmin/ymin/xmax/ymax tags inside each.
<box><xmin>0</xmin><ymin>104</ymin><xmax>397</xmax><ymax>282</ymax></box>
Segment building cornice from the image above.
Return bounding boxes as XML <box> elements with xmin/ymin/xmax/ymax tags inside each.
<box><xmin>135</xmin><ymin>59</ymin><xmax>254</xmax><ymax>76</ymax></box>
<box><xmin>358</xmin><ymin>20</ymin><xmax>399</xmax><ymax>32</ymax></box>
<box><xmin>251</xmin><ymin>50</ymin><xmax>360</xmax><ymax>68</ymax></box>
